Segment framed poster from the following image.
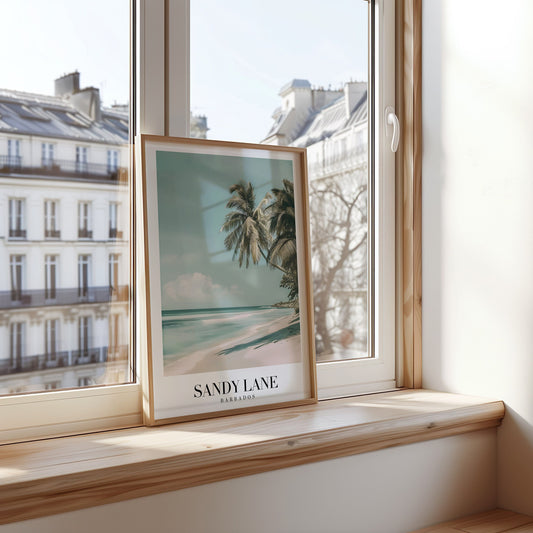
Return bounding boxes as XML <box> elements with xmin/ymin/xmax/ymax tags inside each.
<box><xmin>138</xmin><ymin>134</ymin><xmax>317</xmax><ymax>425</ymax></box>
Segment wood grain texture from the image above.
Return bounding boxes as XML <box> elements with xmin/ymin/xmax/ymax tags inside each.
<box><xmin>0</xmin><ymin>390</ymin><xmax>503</xmax><ymax>524</ymax></box>
<box><xmin>397</xmin><ymin>0</ymin><xmax>423</xmax><ymax>388</ymax></box>
<box><xmin>410</xmin><ymin>509</ymin><xmax>533</xmax><ymax>533</ymax></box>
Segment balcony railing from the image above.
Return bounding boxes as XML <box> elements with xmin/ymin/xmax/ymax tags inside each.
<box><xmin>0</xmin><ymin>285</ymin><xmax>129</xmax><ymax>309</ymax></box>
<box><xmin>78</xmin><ymin>228</ymin><xmax>93</xmax><ymax>239</ymax></box>
<box><xmin>0</xmin><ymin>155</ymin><xmax>128</xmax><ymax>183</ymax></box>
<box><xmin>45</xmin><ymin>229</ymin><xmax>61</xmax><ymax>239</ymax></box>
<box><xmin>9</xmin><ymin>228</ymin><xmax>27</xmax><ymax>239</ymax></box>
<box><xmin>0</xmin><ymin>344</ymin><xmax>128</xmax><ymax>376</ymax></box>
<box><xmin>109</xmin><ymin>228</ymin><xmax>124</xmax><ymax>239</ymax></box>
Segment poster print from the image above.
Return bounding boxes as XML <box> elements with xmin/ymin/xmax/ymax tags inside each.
<box><xmin>139</xmin><ymin>135</ymin><xmax>316</xmax><ymax>424</ymax></box>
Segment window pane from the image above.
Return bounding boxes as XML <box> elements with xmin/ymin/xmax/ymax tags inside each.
<box><xmin>191</xmin><ymin>0</ymin><xmax>369</xmax><ymax>362</ymax></box>
<box><xmin>0</xmin><ymin>0</ymin><xmax>131</xmax><ymax>395</ymax></box>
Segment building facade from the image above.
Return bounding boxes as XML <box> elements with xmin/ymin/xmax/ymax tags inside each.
<box><xmin>0</xmin><ymin>72</ymin><xmax>210</xmax><ymax>395</ymax></box>
<box><xmin>262</xmin><ymin>79</ymin><xmax>368</xmax><ymax>360</ymax></box>
<box><xmin>0</xmin><ymin>72</ymin><xmax>133</xmax><ymax>394</ymax></box>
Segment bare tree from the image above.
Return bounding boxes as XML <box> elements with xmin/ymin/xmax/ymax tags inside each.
<box><xmin>309</xmin><ymin>165</ymin><xmax>368</xmax><ymax>357</ymax></box>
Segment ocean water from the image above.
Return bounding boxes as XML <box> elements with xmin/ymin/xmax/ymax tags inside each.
<box><xmin>162</xmin><ymin>305</ymin><xmax>299</xmax><ymax>365</ymax></box>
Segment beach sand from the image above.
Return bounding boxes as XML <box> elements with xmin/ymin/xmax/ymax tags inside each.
<box><xmin>164</xmin><ymin>313</ymin><xmax>301</xmax><ymax>376</ymax></box>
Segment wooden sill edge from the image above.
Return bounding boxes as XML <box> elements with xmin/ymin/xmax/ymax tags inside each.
<box><xmin>0</xmin><ymin>390</ymin><xmax>505</xmax><ymax>525</ymax></box>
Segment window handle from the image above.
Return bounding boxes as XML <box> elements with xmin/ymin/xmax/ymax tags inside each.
<box><xmin>385</xmin><ymin>106</ymin><xmax>400</xmax><ymax>153</ymax></box>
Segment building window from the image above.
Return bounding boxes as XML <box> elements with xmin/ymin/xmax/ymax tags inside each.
<box><xmin>10</xmin><ymin>254</ymin><xmax>25</xmax><ymax>302</ymax></box>
<box><xmin>44</xmin><ymin>319</ymin><xmax>59</xmax><ymax>362</ymax></box>
<box><xmin>76</xmin><ymin>146</ymin><xmax>88</xmax><ymax>173</ymax></box>
<box><xmin>44</xmin><ymin>382</ymin><xmax>60</xmax><ymax>391</ymax></box>
<box><xmin>41</xmin><ymin>143</ymin><xmax>55</xmax><ymax>168</ymax></box>
<box><xmin>8</xmin><ymin>198</ymin><xmax>26</xmax><ymax>239</ymax></box>
<box><xmin>109</xmin><ymin>313</ymin><xmax>120</xmax><ymax>358</ymax></box>
<box><xmin>10</xmin><ymin>322</ymin><xmax>25</xmax><ymax>369</ymax></box>
<box><xmin>107</xmin><ymin>149</ymin><xmax>118</xmax><ymax>173</ymax></box>
<box><xmin>44</xmin><ymin>200</ymin><xmax>60</xmax><ymax>238</ymax></box>
<box><xmin>78</xmin><ymin>254</ymin><xmax>91</xmax><ymax>298</ymax></box>
<box><xmin>78</xmin><ymin>316</ymin><xmax>92</xmax><ymax>359</ymax></box>
<box><xmin>45</xmin><ymin>255</ymin><xmax>58</xmax><ymax>300</ymax></box>
<box><xmin>109</xmin><ymin>202</ymin><xmax>122</xmax><ymax>239</ymax></box>
<box><xmin>78</xmin><ymin>202</ymin><xmax>92</xmax><ymax>239</ymax></box>
<box><xmin>7</xmin><ymin>139</ymin><xmax>21</xmax><ymax>168</ymax></box>
<box><xmin>109</xmin><ymin>253</ymin><xmax>119</xmax><ymax>293</ymax></box>
<box><xmin>78</xmin><ymin>376</ymin><xmax>93</xmax><ymax>387</ymax></box>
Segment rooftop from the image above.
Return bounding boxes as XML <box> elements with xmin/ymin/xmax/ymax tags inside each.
<box><xmin>0</xmin><ymin>88</ymin><xmax>128</xmax><ymax>145</ymax></box>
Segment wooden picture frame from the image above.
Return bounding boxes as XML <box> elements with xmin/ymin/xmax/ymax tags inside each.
<box><xmin>138</xmin><ymin>134</ymin><xmax>317</xmax><ymax>425</ymax></box>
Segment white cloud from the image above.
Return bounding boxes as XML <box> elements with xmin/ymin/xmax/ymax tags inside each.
<box><xmin>163</xmin><ymin>272</ymin><xmax>241</xmax><ymax>308</ymax></box>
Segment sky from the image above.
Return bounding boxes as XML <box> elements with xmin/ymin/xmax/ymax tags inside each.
<box><xmin>0</xmin><ymin>0</ymin><xmax>130</xmax><ymax>107</ymax></box>
<box><xmin>191</xmin><ymin>0</ymin><xmax>368</xmax><ymax>142</ymax></box>
<box><xmin>0</xmin><ymin>0</ymin><xmax>367</xmax><ymax>140</ymax></box>
<box><xmin>156</xmin><ymin>150</ymin><xmax>294</xmax><ymax>310</ymax></box>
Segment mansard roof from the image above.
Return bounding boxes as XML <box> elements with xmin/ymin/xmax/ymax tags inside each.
<box><xmin>0</xmin><ymin>88</ymin><xmax>128</xmax><ymax>145</ymax></box>
<box><xmin>290</xmin><ymin>91</ymin><xmax>367</xmax><ymax>148</ymax></box>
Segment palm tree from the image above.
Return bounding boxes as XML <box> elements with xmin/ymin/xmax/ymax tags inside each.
<box><xmin>266</xmin><ymin>179</ymin><xmax>298</xmax><ymax>300</ymax></box>
<box><xmin>222</xmin><ymin>181</ymin><xmax>286</xmax><ymax>273</ymax></box>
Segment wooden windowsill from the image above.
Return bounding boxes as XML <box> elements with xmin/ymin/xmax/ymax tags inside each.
<box><xmin>0</xmin><ymin>389</ymin><xmax>504</xmax><ymax>525</ymax></box>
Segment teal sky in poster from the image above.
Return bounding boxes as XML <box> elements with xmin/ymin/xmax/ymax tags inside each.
<box><xmin>156</xmin><ymin>150</ymin><xmax>294</xmax><ymax>310</ymax></box>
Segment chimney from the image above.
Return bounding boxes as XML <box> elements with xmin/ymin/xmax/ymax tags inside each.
<box><xmin>69</xmin><ymin>87</ymin><xmax>102</xmax><ymax>122</ymax></box>
<box><xmin>54</xmin><ymin>72</ymin><xmax>80</xmax><ymax>97</ymax></box>
<box><xmin>344</xmin><ymin>82</ymin><xmax>367</xmax><ymax>119</ymax></box>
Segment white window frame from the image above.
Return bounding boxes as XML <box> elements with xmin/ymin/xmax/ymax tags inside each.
<box><xmin>0</xmin><ymin>2</ymin><xmax>141</xmax><ymax>444</ymax></box>
<box><xmin>109</xmin><ymin>253</ymin><xmax>120</xmax><ymax>290</ymax></box>
<box><xmin>77</xmin><ymin>254</ymin><xmax>92</xmax><ymax>298</ymax></box>
<box><xmin>9</xmin><ymin>322</ymin><xmax>26</xmax><ymax>368</ymax></box>
<box><xmin>163</xmin><ymin>0</ymin><xmax>396</xmax><ymax>399</ymax></box>
<box><xmin>10</xmin><ymin>254</ymin><xmax>25</xmax><ymax>301</ymax></box>
<box><xmin>44</xmin><ymin>199</ymin><xmax>59</xmax><ymax>237</ymax></box>
<box><xmin>107</xmin><ymin>149</ymin><xmax>119</xmax><ymax>172</ymax></box>
<box><xmin>75</xmin><ymin>145</ymin><xmax>89</xmax><ymax>175</ymax></box>
<box><xmin>8</xmin><ymin>197</ymin><xmax>26</xmax><ymax>237</ymax></box>
<box><xmin>0</xmin><ymin>0</ymin><xmax>397</xmax><ymax>444</ymax></box>
<box><xmin>316</xmin><ymin>0</ymin><xmax>396</xmax><ymax>398</ymax></box>
<box><xmin>44</xmin><ymin>318</ymin><xmax>59</xmax><ymax>361</ymax></box>
<box><xmin>77</xmin><ymin>201</ymin><xmax>92</xmax><ymax>239</ymax></box>
<box><xmin>44</xmin><ymin>254</ymin><xmax>58</xmax><ymax>300</ymax></box>
<box><xmin>42</xmin><ymin>142</ymin><xmax>55</xmax><ymax>167</ymax></box>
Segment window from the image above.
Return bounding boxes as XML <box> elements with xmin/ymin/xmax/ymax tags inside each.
<box><xmin>8</xmin><ymin>198</ymin><xmax>26</xmax><ymax>239</ymax></box>
<box><xmin>107</xmin><ymin>149</ymin><xmax>119</xmax><ymax>173</ymax></box>
<box><xmin>109</xmin><ymin>202</ymin><xmax>122</xmax><ymax>239</ymax></box>
<box><xmin>0</xmin><ymin>0</ymin><xmax>134</xmax><ymax>442</ymax></box>
<box><xmin>9</xmin><ymin>322</ymin><xmax>25</xmax><ymax>369</ymax></box>
<box><xmin>78</xmin><ymin>254</ymin><xmax>91</xmax><ymax>298</ymax></box>
<box><xmin>78</xmin><ymin>316</ymin><xmax>92</xmax><ymax>359</ymax></box>
<box><xmin>189</xmin><ymin>0</ymin><xmax>396</xmax><ymax>397</ymax></box>
<box><xmin>109</xmin><ymin>253</ymin><xmax>119</xmax><ymax>293</ymax></box>
<box><xmin>45</xmin><ymin>255</ymin><xmax>57</xmax><ymax>300</ymax></box>
<box><xmin>75</xmin><ymin>146</ymin><xmax>88</xmax><ymax>173</ymax></box>
<box><xmin>10</xmin><ymin>255</ymin><xmax>25</xmax><ymax>302</ymax></box>
<box><xmin>109</xmin><ymin>313</ymin><xmax>120</xmax><ymax>358</ymax></box>
<box><xmin>41</xmin><ymin>143</ymin><xmax>55</xmax><ymax>168</ymax></box>
<box><xmin>78</xmin><ymin>202</ymin><xmax>92</xmax><ymax>239</ymax></box>
<box><xmin>44</xmin><ymin>200</ymin><xmax>60</xmax><ymax>238</ymax></box>
<box><xmin>0</xmin><ymin>0</ymin><xmax>410</xmax><ymax>444</ymax></box>
<box><xmin>7</xmin><ymin>139</ymin><xmax>21</xmax><ymax>168</ymax></box>
<box><xmin>44</xmin><ymin>319</ymin><xmax>59</xmax><ymax>362</ymax></box>
<box><xmin>78</xmin><ymin>376</ymin><xmax>94</xmax><ymax>387</ymax></box>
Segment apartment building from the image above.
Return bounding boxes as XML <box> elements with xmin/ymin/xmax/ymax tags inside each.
<box><xmin>0</xmin><ymin>72</ymin><xmax>130</xmax><ymax>394</ymax></box>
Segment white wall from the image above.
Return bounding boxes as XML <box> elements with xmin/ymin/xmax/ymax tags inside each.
<box><xmin>0</xmin><ymin>430</ymin><xmax>496</xmax><ymax>533</ymax></box>
<box><xmin>422</xmin><ymin>0</ymin><xmax>533</xmax><ymax>515</ymax></box>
